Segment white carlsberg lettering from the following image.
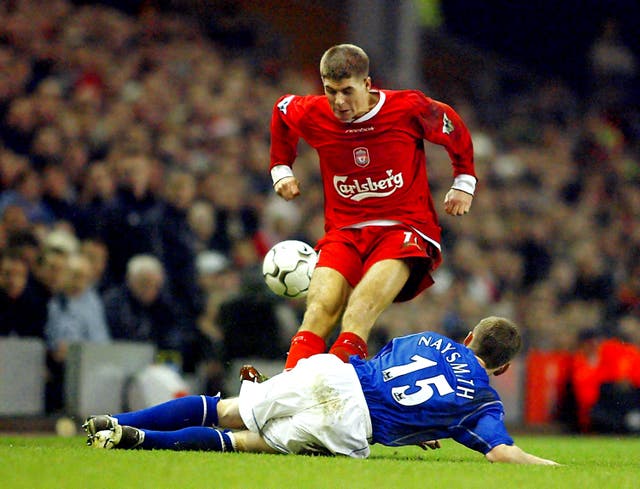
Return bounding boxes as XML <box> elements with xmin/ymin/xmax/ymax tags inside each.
<box><xmin>333</xmin><ymin>170</ymin><xmax>404</xmax><ymax>201</ymax></box>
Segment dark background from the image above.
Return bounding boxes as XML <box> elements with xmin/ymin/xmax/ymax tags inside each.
<box><xmin>442</xmin><ymin>0</ymin><xmax>640</xmax><ymax>94</ymax></box>
<box><xmin>74</xmin><ymin>0</ymin><xmax>640</xmax><ymax>96</ymax></box>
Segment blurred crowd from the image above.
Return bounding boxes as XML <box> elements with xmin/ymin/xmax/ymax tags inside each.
<box><xmin>0</xmin><ymin>0</ymin><xmax>638</xmax><ymax>426</ymax></box>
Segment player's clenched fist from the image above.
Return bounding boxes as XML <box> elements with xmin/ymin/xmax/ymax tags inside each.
<box><xmin>274</xmin><ymin>176</ymin><xmax>301</xmax><ymax>201</ymax></box>
<box><xmin>444</xmin><ymin>188</ymin><xmax>473</xmax><ymax>216</ymax></box>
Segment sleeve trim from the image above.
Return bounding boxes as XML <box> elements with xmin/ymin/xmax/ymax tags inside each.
<box><xmin>271</xmin><ymin>165</ymin><xmax>294</xmax><ymax>186</ymax></box>
<box><xmin>451</xmin><ymin>174</ymin><xmax>476</xmax><ymax>195</ymax></box>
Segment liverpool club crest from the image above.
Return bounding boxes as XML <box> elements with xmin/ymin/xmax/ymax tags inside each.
<box><xmin>353</xmin><ymin>147</ymin><xmax>370</xmax><ymax>167</ymax></box>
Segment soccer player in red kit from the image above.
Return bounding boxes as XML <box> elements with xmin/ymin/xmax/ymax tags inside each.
<box><xmin>270</xmin><ymin>44</ymin><xmax>476</xmax><ymax>369</ymax></box>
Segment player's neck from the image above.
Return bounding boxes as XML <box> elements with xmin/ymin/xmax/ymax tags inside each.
<box><xmin>351</xmin><ymin>92</ymin><xmax>379</xmax><ymax>120</ymax></box>
<box><xmin>475</xmin><ymin>355</ymin><xmax>488</xmax><ymax>370</ymax></box>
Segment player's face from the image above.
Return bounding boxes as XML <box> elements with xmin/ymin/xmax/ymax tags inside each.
<box><xmin>323</xmin><ymin>76</ymin><xmax>372</xmax><ymax>122</ymax></box>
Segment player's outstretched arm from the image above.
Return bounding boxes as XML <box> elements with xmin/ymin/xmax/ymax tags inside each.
<box><xmin>485</xmin><ymin>443</ymin><xmax>559</xmax><ymax>465</ymax></box>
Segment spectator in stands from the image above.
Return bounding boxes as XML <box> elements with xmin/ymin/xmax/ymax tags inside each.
<box><xmin>192</xmin><ymin>251</ymin><xmax>236</xmax><ymax>395</ymax></box>
<box><xmin>29</xmin><ymin>125</ymin><xmax>65</xmax><ymax>171</ymax></box>
<box><xmin>73</xmin><ymin>161</ymin><xmax>116</xmax><ymax>240</ymax></box>
<box><xmin>32</xmin><ymin>242</ymin><xmax>71</xmax><ymax>305</ymax></box>
<box><xmin>569</xmin><ymin>315</ymin><xmax>640</xmax><ymax>433</ymax></box>
<box><xmin>157</xmin><ymin>169</ymin><xmax>205</xmax><ymax>378</ymax></box>
<box><xmin>199</xmin><ymin>170</ymin><xmax>263</xmax><ymax>257</ymax></box>
<box><xmin>568</xmin><ymin>328</ymin><xmax>603</xmax><ymax>432</ymax></box>
<box><xmin>44</xmin><ymin>252</ymin><xmax>110</xmax><ymax>350</ymax></box>
<box><xmin>187</xmin><ymin>199</ymin><xmax>218</xmax><ymax>254</ymax></box>
<box><xmin>157</xmin><ymin>170</ymin><xmax>201</xmax><ymax>324</ymax></box>
<box><xmin>44</xmin><ymin>250</ymin><xmax>110</xmax><ymax>413</ymax></box>
<box><xmin>5</xmin><ymin>228</ymin><xmax>40</xmax><ymax>270</ymax></box>
<box><xmin>27</xmin><ymin>239</ymin><xmax>72</xmax><ymax>414</ymax></box>
<box><xmin>80</xmin><ymin>237</ymin><xmax>112</xmax><ymax>294</ymax></box>
<box><xmin>41</xmin><ymin>164</ymin><xmax>77</xmax><ymax>225</ymax></box>
<box><xmin>1</xmin><ymin>97</ymin><xmax>37</xmax><ymax>156</ymax></box>
<box><xmin>0</xmin><ymin>247</ymin><xmax>48</xmax><ymax>338</ymax></box>
<box><xmin>513</xmin><ymin>221</ymin><xmax>553</xmax><ymax>291</ymax></box>
<box><xmin>103</xmin><ymin>254</ymin><xmax>187</xmax><ymax>366</ymax></box>
<box><xmin>0</xmin><ymin>148</ymin><xmax>30</xmax><ymax>191</ymax></box>
<box><xmin>217</xmin><ymin>266</ymin><xmax>290</xmax><ymax>364</ymax></box>
<box><xmin>0</xmin><ymin>168</ymin><xmax>55</xmax><ymax>225</ymax></box>
<box><xmin>1</xmin><ymin>204</ymin><xmax>31</xmax><ymax>238</ymax></box>
<box><xmin>589</xmin><ymin>313</ymin><xmax>640</xmax><ymax>434</ymax></box>
<box><xmin>571</xmin><ymin>239</ymin><xmax>615</xmax><ymax>304</ymax></box>
<box><xmin>101</xmin><ymin>155</ymin><xmax>163</xmax><ymax>284</ymax></box>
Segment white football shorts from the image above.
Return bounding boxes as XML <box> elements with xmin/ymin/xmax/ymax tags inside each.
<box><xmin>238</xmin><ymin>354</ymin><xmax>373</xmax><ymax>458</ymax></box>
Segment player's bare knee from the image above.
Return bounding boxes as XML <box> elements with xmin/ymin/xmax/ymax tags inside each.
<box><xmin>302</xmin><ymin>300</ymin><xmax>344</xmax><ymax>334</ymax></box>
<box><xmin>217</xmin><ymin>398</ymin><xmax>245</xmax><ymax>429</ymax></box>
<box><xmin>345</xmin><ymin>295</ymin><xmax>384</xmax><ymax>321</ymax></box>
<box><xmin>233</xmin><ymin>430</ymin><xmax>278</xmax><ymax>453</ymax></box>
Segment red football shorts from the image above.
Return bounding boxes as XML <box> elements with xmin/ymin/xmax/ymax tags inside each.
<box><xmin>315</xmin><ymin>225</ymin><xmax>442</xmax><ymax>302</ymax></box>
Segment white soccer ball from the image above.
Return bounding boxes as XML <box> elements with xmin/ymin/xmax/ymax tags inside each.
<box><xmin>262</xmin><ymin>240</ymin><xmax>317</xmax><ymax>298</ymax></box>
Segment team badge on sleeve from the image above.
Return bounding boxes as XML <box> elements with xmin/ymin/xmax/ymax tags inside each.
<box><xmin>278</xmin><ymin>95</ymin><xmax>295</xmax><ymax>115</ymax></box>
<box><xmin>442</xmin><ymin>113</ymin><xmax>454</xmax><ymax>135</ymax></box>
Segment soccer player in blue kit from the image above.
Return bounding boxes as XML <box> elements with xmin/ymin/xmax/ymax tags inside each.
<box><xmin>84</xmin><ymin>316</ymin><xmax>558</xmax><ymax>465</ymax></box>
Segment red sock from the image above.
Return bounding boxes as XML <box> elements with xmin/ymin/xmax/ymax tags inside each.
<box><xmin>328</xmin><ymin>332</ymin><xmax>368</xmax><ymax>362</ymax></box>
<box><xmin>284</xmin><ymin>331</ymin><xmax>327</xmax><ymax>369</ymax></box>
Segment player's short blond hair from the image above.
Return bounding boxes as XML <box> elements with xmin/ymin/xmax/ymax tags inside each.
<box><xmin>469</xmin><ymin>316</ymin><xmax>522</xmax><ymax>369</ymax></box>
<box><xmin>320</xmin><ymin>44</ymin><xmax>369</xmax><ymax>80</ymax></box>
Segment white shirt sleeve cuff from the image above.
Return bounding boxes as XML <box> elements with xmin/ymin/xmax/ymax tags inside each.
<box><xmin>271</xmin><ymin>165</ymin><xmax>294</xmax><ymax>186</ymax></box>
<box><xmin>451</xmin><ymin>174</ymin><xmax>476</xmax><ymax>195</ymax></box>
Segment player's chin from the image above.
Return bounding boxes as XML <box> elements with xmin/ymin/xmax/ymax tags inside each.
<box><xmin>334</xmin><ymin>110</ymin><xmax>352</xmax><ymax>122</ymax></box>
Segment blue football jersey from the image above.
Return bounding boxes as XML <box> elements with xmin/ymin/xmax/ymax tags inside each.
<box><xmin>349</xmin><ymin>332</ymin><xmax>514</xmax><ymax>454</ymax></box>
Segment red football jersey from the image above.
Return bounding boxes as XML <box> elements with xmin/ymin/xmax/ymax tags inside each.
<box><xmin>270</xmin><ymin>89</ymin><xmax>475</xmax><ymax>247</ymax></box>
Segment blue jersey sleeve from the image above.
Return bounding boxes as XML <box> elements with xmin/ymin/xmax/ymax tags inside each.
<box><xmin>452</xmin><ymin>402</ymin><xmax>514</xmax><ymax>454</ymax></box>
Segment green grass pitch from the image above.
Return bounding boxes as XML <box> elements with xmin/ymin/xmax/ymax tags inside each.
<box><xmin>1</xmin><ymin>434</ymin><xmax>639</xmax><ymax>489</ymax></box>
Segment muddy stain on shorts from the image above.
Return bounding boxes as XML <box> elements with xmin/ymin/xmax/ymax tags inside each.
<box><xmin>310</xmin><ymin>375</ymin><xmax>347</xmax><ymax>420</ymax></box>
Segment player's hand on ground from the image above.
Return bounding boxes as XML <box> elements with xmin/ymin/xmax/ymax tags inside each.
<box><xmin>444</xmin><ymin>188</ymin><xmax>473</xmax><ymax>216</ymax></box>
<box><xmin>274</xmin><ymin>176</ymin><xmax>301</xmax><ymax>200</ymax></box>
<box><xmin>417</xmin><ymin>440</ymin><xmax>441</xmax><ymax>450</ymax></box>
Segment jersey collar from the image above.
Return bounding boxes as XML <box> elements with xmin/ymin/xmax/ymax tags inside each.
<box><xmin>350</xmin><ymin>90</ymin><xmax>386</xmax><ymax>123</ymax></box>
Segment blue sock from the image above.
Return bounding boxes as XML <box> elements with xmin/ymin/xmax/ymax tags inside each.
<box><xmin>140</xmin><ymin>427</ymin><xmax>234</xmax><ymax>451</ymax></box>
<box><xmin>114</xmin><ymin>395</ymin><xmax>220</xmax><ymax>430</ymax></box>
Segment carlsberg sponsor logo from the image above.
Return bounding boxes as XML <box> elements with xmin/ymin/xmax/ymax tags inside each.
<box><xmin>334</xmin><ymin>170</ymin><xmax>404</xmax><ymax>201</ymax></box>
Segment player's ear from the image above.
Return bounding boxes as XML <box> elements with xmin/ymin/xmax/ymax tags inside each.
<box><xmin>493</xmin><ymin>363</ymin><xmax>510</xmax><ymax>377</ymax></box>
<box><xmin>365</xmin><ymin>76</ymin><xmax>372</xmax><ymax>89</ymax></box>
<box><xmin>463</xmin><ymin>332</ymin><xmax>473</xmax><ymax>346</ymax></box>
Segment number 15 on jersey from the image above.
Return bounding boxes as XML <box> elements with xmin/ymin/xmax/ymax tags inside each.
<box><xmin>382</xmin><ymin>355</ymin><xmax>454</xmax><ymax>406</ymax></box>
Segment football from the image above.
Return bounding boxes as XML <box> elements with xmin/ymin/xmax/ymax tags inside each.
<box><xmin>262</xmin><ymin>240</ymin><xmax>317</xmax><ymax>298</ymax></box>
